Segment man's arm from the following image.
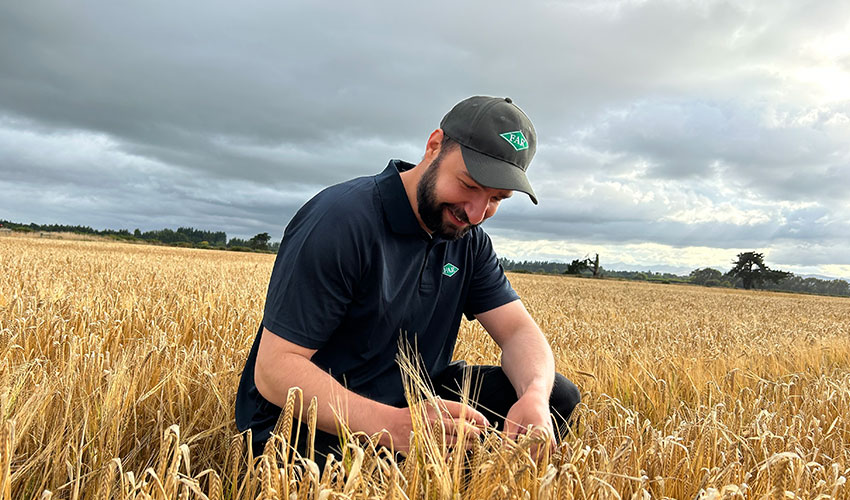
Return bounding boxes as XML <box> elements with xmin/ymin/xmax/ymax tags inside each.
<box><xmin>255</xmin><ymin>327</ymin><xmax>487</xmax><ymax>452</ymax></box>
<box><xmin>475</xmin><ymin>299</ymin><xmax>555</xmax><ymax>440</ymax></box>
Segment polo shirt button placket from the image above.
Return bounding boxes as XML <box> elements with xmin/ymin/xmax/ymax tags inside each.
<box><xmin>419</xmin><ymin>238</ymin><xmax>443</xmax><ymax>293</ymax></box>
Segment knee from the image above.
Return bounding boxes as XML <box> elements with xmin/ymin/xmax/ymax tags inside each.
<box><xmin>550</xmin><ymin>373</ymin><xmax>580</xmax><ymax>425</ymax></box>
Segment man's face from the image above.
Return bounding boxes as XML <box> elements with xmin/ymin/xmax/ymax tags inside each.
<box><xmin>416</xmin><ymin>145</ymin><xmax>512</xmax><ymax>240</ymax></box>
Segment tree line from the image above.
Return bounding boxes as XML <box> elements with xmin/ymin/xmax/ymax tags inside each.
<box><xmin>501</xmin><ymin>252</ymin><xmax>849</xmax><ymax>298</ymax></box>
<box><xmin>4</xmin><ymin>219</ymin><xmax>846</xmax><ymax>297</ymax></box>
<box><xmin>0</xmin><ymin>220</ymin><xmax>277</xmax><ymax>252</ymax></box>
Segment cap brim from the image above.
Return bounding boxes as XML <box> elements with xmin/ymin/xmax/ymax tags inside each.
<box><xmin>459</xmin><ymin>145</ymin><xmax>538</xmax><ymax>205</ymax></box>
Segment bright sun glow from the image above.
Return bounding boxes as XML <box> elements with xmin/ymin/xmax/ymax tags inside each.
<box><xmin>795</xmin><ymin>32</ymin><xmax>850</xmax><ymax>104</ymax></box>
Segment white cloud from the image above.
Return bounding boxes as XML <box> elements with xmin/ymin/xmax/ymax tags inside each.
<box><xmin>490</xmin><ymin>236</ymin><xmax>740</xmax><ymax>272</ymax></box>
<box><xmin>662</xmin><ymin>205</ymin><xmax>770</xmax><ymax>226</ymax></box>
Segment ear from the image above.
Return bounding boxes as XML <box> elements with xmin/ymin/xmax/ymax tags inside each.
<box><xmin>424</xmin><ymin>128</ymin><xmax>445</xmax><ymax>162</ymax></box>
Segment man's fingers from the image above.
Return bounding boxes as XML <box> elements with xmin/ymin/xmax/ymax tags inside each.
<box><xmin>504</xmin><ymin>420</ymin><xmax>555</xmax><ymax>442</ymax></box>
<box><xmin>527</xmin><ymin>425</ymin><xmax>556</xmax><ymax>460</ymax></box>
<box><xmin>438</xmin><ymin>399</ymin><xmax>490</xmax><ymax>428</ymax></box>
<box><xmin>503</xmin><ymin>418</ymin><xmax>522</xmax><ymax>441</ymax></box>
<box><xmin>527</xmin><ymin>424</ymin><xmax>556</xmax><ymax>446</ymax></box>
<box><xmin>433</xmin><ymin>415</ymin><xmax>484</xmax><ymax>437</ymax></box>
<box><xmin>439</xmin><ymin>417</ymin><xmax>481</xmax><ymax>449</ymax></box>
<box><xmin>419</xmin><ymin>398</ymin><xmax>490</xmax><ymax>451</ymax></box>
<box><xmin>503</xmin><ymin>422</ymin><xmax>557</xmax><ymax>461</ymax></box>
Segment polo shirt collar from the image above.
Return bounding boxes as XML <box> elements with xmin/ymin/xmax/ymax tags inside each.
<box><xmin>376</xmin><ymin>159</ymin><xmax>432</xmax><ymax>238</ymax></box>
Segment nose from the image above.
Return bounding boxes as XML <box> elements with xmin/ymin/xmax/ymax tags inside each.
<box><xmin>464</xmin><ymin>195</ymin><xmax>492</xmax><ymax>225</ymax></box>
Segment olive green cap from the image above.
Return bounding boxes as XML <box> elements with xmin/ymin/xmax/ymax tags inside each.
<box><xmin>440</xmin><ymin>96</ymin><xmax>538</xmax><ymax>204</ymax></box>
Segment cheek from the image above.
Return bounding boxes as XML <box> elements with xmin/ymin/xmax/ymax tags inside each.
<box><xmin>485</xmin><ymin>202</ymin><xmax>499</xmax><ymax>219</ymax></box>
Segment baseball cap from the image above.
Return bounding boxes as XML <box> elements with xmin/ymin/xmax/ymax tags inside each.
<box><xmin>440</xmin><ymin>96</ymin><xmax>538</xmax><ymax>204</ymax></box>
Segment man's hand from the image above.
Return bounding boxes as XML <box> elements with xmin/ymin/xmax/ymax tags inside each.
<box><xmin>475</xmin><ymin>300</ymin><xmax>557</xmax><ymax>455</ymax></box>
<box><xmin>504</xmin><ymin>392</ymin><xmax>555</xmax><ymax>449</ymax></box>
<box><xmin>386</xmin><ymin>398</ymin><xmax>490</xmax><ymax>453</ymax></box>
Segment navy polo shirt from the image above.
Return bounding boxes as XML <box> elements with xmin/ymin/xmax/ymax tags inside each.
<box><xmin>235</xmin><ymin>159</ymin><xmax>519</xmax><ymax>441</ymax></box>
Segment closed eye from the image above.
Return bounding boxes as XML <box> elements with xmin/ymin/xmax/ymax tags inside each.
<box><xmin>460</xmin><ymin>173</ymin><xmax>511</xmax><ymax>201</ymax></box>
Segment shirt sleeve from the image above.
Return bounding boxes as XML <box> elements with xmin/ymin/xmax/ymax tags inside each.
<box><xmin>261</xmin><ymin>195</ymin><xmax>366</xmax><ymax>349</ymax></box>
<box><xmin>463</xmin><ymin>229</ymin><xmax>520</xmax><ymax>318</ymax></box>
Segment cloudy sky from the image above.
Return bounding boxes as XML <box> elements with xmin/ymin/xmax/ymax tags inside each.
<box><xmin>2</xmin><ymin>0</ymin><xmax>849</xmax><ymax>277</ymax></box>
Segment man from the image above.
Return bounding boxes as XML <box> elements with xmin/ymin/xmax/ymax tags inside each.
<box><xmin>235</xmin><ymin>96</ymin><xmax>580</xmax><ymax>465</ymax></box>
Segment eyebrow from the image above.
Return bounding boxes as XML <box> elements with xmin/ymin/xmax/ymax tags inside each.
<box><xmin>460</xmin><ymin>170</ymin><xmax>513</xmax><ymax>199</ymax></box>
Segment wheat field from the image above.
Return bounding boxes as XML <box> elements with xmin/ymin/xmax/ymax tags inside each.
<box><xmin>2</xmin><ymin>234</ymin><xmax>850</xmax><ymax>499</ymax></box>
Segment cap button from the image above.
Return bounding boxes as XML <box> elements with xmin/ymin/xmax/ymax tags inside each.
<box><xmin>504</xmin><ymin>97</ymin><xmax>512</xmax><ymax>103</ymax></box>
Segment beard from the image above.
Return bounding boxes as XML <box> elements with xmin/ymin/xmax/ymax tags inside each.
<box><xmin>416</xmin><ymin>152</ymin><xmax>477</xmax><ymax>241</ymax></box>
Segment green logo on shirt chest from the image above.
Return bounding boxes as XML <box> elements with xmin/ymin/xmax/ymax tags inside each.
<box><xmin>442</xmin><ymin>263</ymin><xmax>459</xmax><ymax>277</ymax></box>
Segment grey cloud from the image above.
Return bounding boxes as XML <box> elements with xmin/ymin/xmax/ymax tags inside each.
<box><xmin>485</xmin><ymin>168</ymin><xmax>850</xmax><ymax>248</ymax></box>
<box><xmin>2</xmin><ymin>0</ymin><xmax>849</xmax><ymax>273</ymax></box>
<box><xmin>5</xmin><ymin>0</ymin><xmax>833</xmax><ymax>155</ymax></box>
<box><xmin>770</xmin><ymin>242</ymin><xmax>850</xmax><ymax>268</ymax></box>
<box><xmin>575</xmin><ymin>99</ymin><xmax>850</xmax><ymax>203</ymax></box>
<box><xmin>487</xmin><ymin>216</ymin><xmax>812</xmax><ymax>248</ymax></box>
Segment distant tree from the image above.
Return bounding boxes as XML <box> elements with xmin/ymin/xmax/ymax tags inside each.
<box><xmin>563</xmin><ymin>254</ymin><xmax>601</xmax><ymax>276</ymax></box>
<box><xmin>826</xmin><ymin>279</ymin><xmax>850</xmax><ymax>296</ymax></box>
<box><xmin>689</xmin><ymin>268</ymin><xmax>722</xmax><ymax>286</ymax></box>
<box><xmin>726</xmin><ymin>252</ymin><xmax>791</xmax><ymax>290</ymax></box>
<box><xmin>249</xmin><ymin>232</ymin><xmax>271</xmax><ymax>250</ymax></box>
<box><xmin>499</xmin><ymin>258</ymin><xmax>571</xmax><ymax>274</ymax></box>
<box><xmin>768</xmin><ymin>275</ymin><xmax>850</xmax><ymax>297</ymax></box>
<box><xmin>590</xmin><ymin>253</ymin><xmax>601</xmax><ymax>277</ymax></box>
<box><xmin>565</xmin><ymin>259</ymin><xmax>591</xmax><ymax>275</ymax></box>
<box><xmin>227</xmin><ymin>237</ymin><xmax>249</xmax><ymax>248</ymax></box>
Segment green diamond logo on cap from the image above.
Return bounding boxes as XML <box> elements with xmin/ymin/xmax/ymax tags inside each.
<box><xmin>442</xmin><ymin>263</ymin><xmax>459</xmax><ymax>277</ymax></box>
<box><xmin>499</xmin><ymin>130</ymin><xmax>529</xmax><ymax>151</ymax></box>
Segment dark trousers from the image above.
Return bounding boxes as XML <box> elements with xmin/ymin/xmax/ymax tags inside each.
<box><xmin>258</xmin><ymin>363</ymin><xmax>581</xmax><ymax>470</ymax></box>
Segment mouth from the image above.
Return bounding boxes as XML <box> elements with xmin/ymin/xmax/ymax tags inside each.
<box><xmin>445</xmin><ymin>206</ymin><xmax>468</xmax><ymax>227</ymax></box>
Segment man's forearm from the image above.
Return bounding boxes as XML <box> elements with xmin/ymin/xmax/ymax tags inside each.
<box><xmin>477</xmin><ymin>301</ymin><xmax>556</xmax><ymax>405</ymax></box>
<box><xmin>499</xmin><ymin>327</ymin><xmax>555</xmax><ymax>402</ymax></box>
<box><xmin>255</xmin><ymin>351</ymin><xmax>404</xmax><ymax>446</ymax></box>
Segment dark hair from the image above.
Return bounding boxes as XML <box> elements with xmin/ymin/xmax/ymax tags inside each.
<box><xmin>422</xmin><ymin>134</ymin><xmax>458</xmax><ymax>164</ymax></box>
<box><xmin>440</xmin><ymin>134</ymin><xmax>459</xmax><ymax>153</ymax></box>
